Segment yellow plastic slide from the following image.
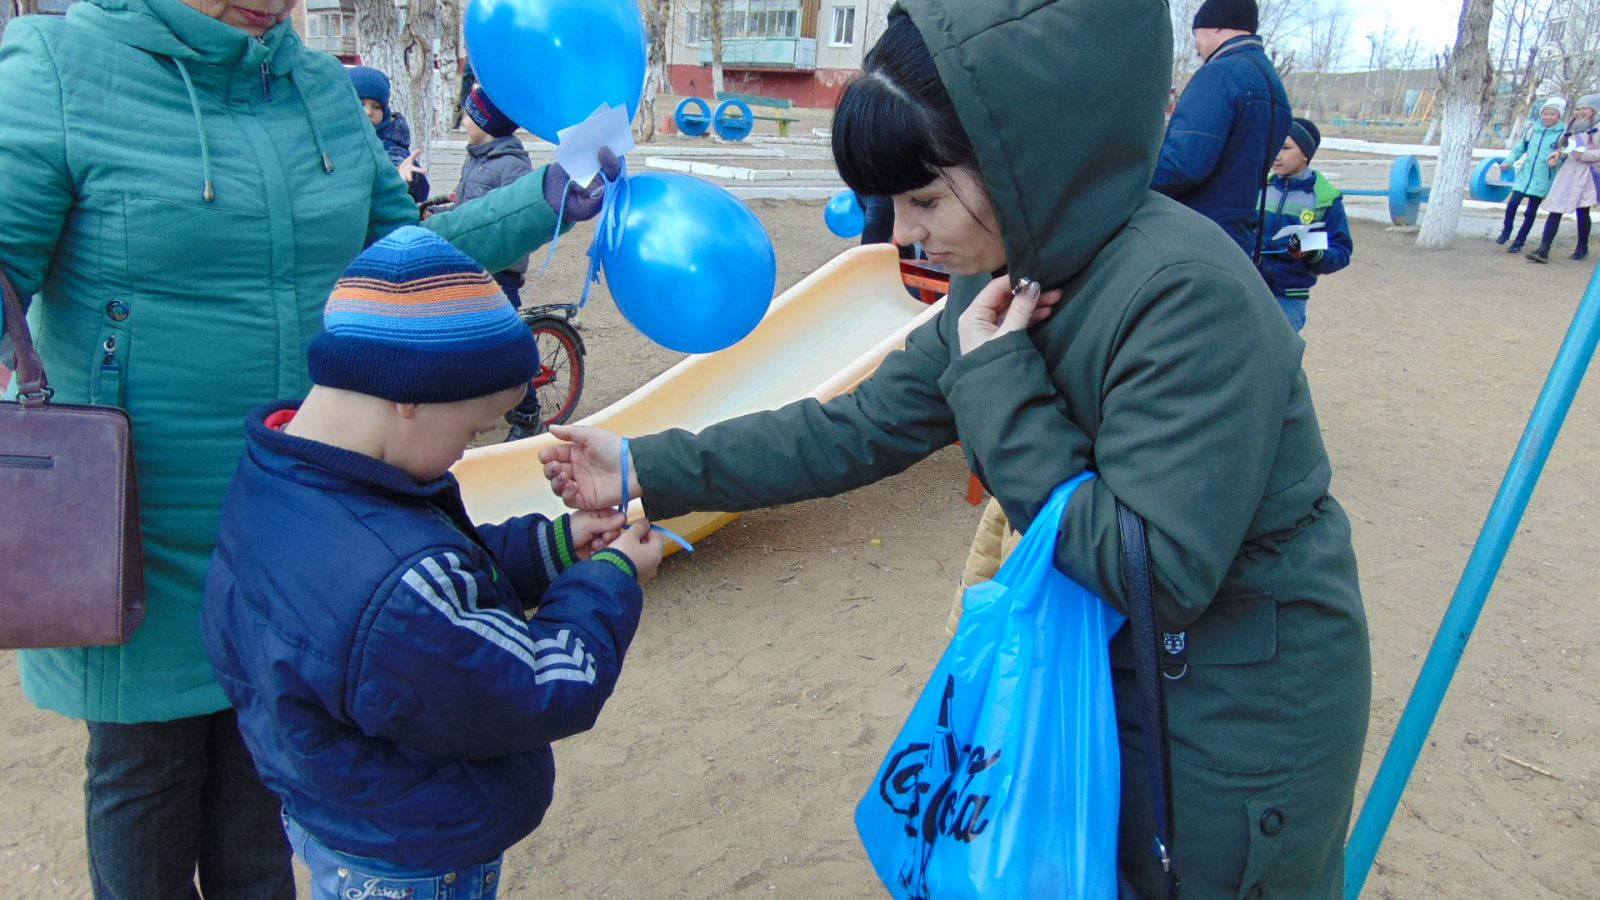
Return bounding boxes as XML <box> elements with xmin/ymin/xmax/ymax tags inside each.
<box><xmin>451</xmin><ymin>243</ymin><xmax>947</xmax><ymax>552</ymax></box>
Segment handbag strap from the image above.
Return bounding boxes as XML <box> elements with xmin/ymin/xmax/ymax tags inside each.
<box><xmin>1117</xmin><ymin>500</ymin><xmax>1181</xmax><ymax>899</ymax></box>
<box><xmin>0</xmin><ymin>265</ymin><xmax>50</xmax><ymax>409</ymax></box>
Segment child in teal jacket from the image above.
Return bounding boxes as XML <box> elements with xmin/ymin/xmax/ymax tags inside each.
<box><xmin>1497</xmin><ymin>97</ymin><xmax>1568</xmax><ymax>252</ymax></box>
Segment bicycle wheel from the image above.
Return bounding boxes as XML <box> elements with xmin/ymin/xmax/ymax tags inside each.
<box><xmin>524</xmin><ymin>315</ymin><xmax>586</xmax><ymax>428</ymax></box>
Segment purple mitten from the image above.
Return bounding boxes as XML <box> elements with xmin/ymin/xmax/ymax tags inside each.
<box><xmin>543</xmin><ymin>147</ymin><xmax>623</xmax><ymax>223</ymax></box>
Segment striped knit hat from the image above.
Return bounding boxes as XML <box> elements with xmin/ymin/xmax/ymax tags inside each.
<box><xmin>307</xmin><ymin>227</ymin><xmax>537</xmax><ymax>403</ymax></box>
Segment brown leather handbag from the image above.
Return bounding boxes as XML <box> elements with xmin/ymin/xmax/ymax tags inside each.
<box><xmin>0</xmin><ymin>266</ymin><xmax>144</xmax><ymax>648</ymax></box>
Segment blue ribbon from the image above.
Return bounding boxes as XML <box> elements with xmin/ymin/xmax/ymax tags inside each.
<box><xmin>581</xmin><ymin>155</ymin><xmax>631</xmax><ymax>309</ymax></box>
<box><xmin>535</xmin><ymin>156</ymin><xmax>631</xmax><ymax>310</ymax></box>
<box><xmin>619</xmin><ymin>436</ymin><xmax>693</xmax><ymax>554</ymax></box>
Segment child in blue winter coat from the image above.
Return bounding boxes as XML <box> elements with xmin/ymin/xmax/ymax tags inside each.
<box><xmin>348</xmin><ymin>65</ymin><xmax>431</xmax><ymax>204</ymax></box>
<box><xmin>201</xmin><ymin>227</ymin><xmax>661</xmax><ymax>900</ymax></box>
<box><xmin>1496</xmin><ymin>97</ymin><xmax>1568</xmax><ymax>253</ymax></box>
<box><xmin>1258</xmin><ymin>117</ymin><xmax>1353</xmax><ymax>331</ymax></box>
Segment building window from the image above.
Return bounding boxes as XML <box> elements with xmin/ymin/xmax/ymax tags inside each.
<box><xmin>695</xmin><ymin>1</ymin><xmax>803</xmax><ymax>42</ymax></box>
<box><xmin>831</xmin><ymin>5</ymin><xmax>855</xmax><ymax>46</ymax></box>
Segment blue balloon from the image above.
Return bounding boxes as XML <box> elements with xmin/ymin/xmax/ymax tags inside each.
<box><xmin>825</xmin><ymin>190</ymin><xmax>865</xmax><ymax>238</ymax></box>
<box><xmin>601</xmin><ymin>173</ymin><xmax>777</xmax><ymax>354</ymax></box>
<box><xmin>465</xmin><ymin>0</ymin><xmax>646</xmax><ymax>143</ymax></box>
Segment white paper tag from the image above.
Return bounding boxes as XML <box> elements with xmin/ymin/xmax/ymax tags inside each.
<box><xmin>1271</xmin><ymin>221</ymin><xmax>1329</xmax><ymax>252</ymax></box>
<box><xmin>554</xmin><ymin>103</ymin><xmax>637</xmax><ymax>188</ymax></box>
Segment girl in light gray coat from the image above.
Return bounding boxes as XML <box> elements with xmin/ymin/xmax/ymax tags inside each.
<box><xmin>1528</xmin><ymin>93</ymin><xmax>1600</xmax><ymax>262</ymax></box>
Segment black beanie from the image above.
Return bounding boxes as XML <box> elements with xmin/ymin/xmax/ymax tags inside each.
<box><xmin>1289</xmin><ymin>117</ymin><xmax>1322</xmax><ymax>160</ymax></box>
<box><xmin>1193</xmin><ymin>0</ymin><xmax>1259</xmax><ymax>32</ymax></box>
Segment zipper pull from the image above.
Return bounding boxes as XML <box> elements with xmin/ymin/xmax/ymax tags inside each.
<box><xmin>260</xmin><ymin>60</ymin><xmax>273</xmax><ymax>101</ymax></box>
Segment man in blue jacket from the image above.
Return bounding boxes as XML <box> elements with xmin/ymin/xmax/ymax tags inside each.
<box><xmin>1152</xmin><ymin>0</ymin><xmax>1291</xmax><ymax>262</ymax></box>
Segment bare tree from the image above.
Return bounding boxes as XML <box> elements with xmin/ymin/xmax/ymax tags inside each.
<box><xmin>708</xmin><ymin>0</ymin><xmax>725</xmax><ymax>95</ymax></box>
<box><xmin>355</xmin><ymin>0</ymin><xmax>447</xmax><ymax>162</ymax></box>
<box><xmin>1417</xmin><ymin>0</ymin><xmax>1495</xmax><ymax>249</ymax></box>
<box><xmin>1492</xmin><ymin>0</ymin><xmax>1556</xmax><ymax>140</ymax></box>
<box><xmin>1172</xmin><ymin>0</ymin><xmax>1311</xmax><ymax>89</ymax></box>
<box><xmin>1302</xmin><ymin>0</ymin><xmax>1352</xmax><ymax>116</ymax></box>
<box><xmin>638</xmin><ymin>0</ymin><xmax>671</xmax><ymax>143</ymax></box>
<box><xmin>1549</xmin><ymin>0</ymin><xmax>1600</xmax><ymax>103</ymax></box>
<box><xmin>1169</xmin><ymin>0</ymin><xmax>1204</xmax><ymax>88</ymax></box>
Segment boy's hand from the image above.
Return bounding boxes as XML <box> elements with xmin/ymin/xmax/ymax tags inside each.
<box><xmin>569</xmin><ymin>510</ymin><xmax>627</xmax><ymax>560</ymax></box>
<box><xmin>540</xmin><ymin>425</ymin><xmax>634</xmax><ymax>510</ymax></box>
<box><xmin>397</xmin><ymin>148</ymin><xmax>426</xmax><ymax>184</ymax></box>
<box><xmin>608</xmin><ymin>520</ymin><xmax>664</xmax><ymax>584</ymax></box>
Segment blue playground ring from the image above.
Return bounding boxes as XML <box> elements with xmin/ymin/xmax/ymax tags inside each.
<box><xmin>713</xmin><ymin>98</ymin><xmax>754</xmax><ymax>142</ymax></box>
<box><xmin>1470</xmin><ymin>156</ymin><xmax>1513</xmax><ymax>203</ymax></box>
<box><xmin>674</xmin><ymin>97</ymin><xmax>712</xmax><ymax>137</ymax></box>
<box><xmin>1389</xmin><ymin>155</ymin><xmax>1424</xmax><ymax>226</ymax></box>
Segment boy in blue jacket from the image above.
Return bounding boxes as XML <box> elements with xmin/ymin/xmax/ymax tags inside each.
<box><xmin>1258</xmin><ymin>117</ymin><xmax>1353</xmax><ymax>331</ymax></box>
<box><xmin>201</xmin><ymin>227</ymin><xmax>661</xmax><ymax>900</ymax></box>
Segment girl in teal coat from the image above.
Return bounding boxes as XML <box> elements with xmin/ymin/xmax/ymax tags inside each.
<box><xmin>0</xmin><ymin>0</ymin><xmax>606</xmax><ymax>893</ymax></box>
<box><xmin>1496</xmin><ymin>97</ymin><xmax>1568</xmax><ymax>252</ymax></box>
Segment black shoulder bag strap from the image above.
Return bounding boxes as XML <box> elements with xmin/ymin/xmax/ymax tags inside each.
<box><xmin>1118</xmin><ymin>500</ymin><xmax>1181</xmax><ymax>899</ymax></box>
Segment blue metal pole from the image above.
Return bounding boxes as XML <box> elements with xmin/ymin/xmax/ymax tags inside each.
<box><xmin>1344</xmin><ymin>262</ymin><xmax>1600</xmax><ymax>897</ymax></box>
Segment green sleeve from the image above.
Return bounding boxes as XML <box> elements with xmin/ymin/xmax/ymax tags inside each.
<box><xmin>939</xmin><ymin>263</ymin><xmax>1297</xmax><ymax>630</ymax></box>
<box><xmin>421</xmin><ymin>164</ymin><xmax>565</xmax><ymax>273</ymax></box>
<box><xmin>633</xmin><ymin>313</ymin><xmax>960</xmax><ymax>519</ymax></box>
<box><xmin>0</xmin><ymin>21</ymin><xmax>74</xmax><ymax>314</ymax></box>
<box><xmin>360</xmin><ymin>119</ymin><xmax>564</xmax><ymax>274</ymax></box>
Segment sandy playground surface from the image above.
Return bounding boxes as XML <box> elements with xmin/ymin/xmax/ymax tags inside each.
<box><xmin>3</xmin><ymin>201</ymin><xmax>1599</xmax><ymax>898</ymax></box>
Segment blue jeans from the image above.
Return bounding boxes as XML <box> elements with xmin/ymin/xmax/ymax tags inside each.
<box><xmin>84</xmin><ymin>709</ymin><xmax>293</xmax><ymax>900</ymax></box>
<box><xmin>1276</xmin><ymin>297</ymin><xmax>1308</xmax><ymax>331</ymax></box>
<box><xmin>284</xmin><ymin>816</ymin><xmax>504</xmax><ymax>900</ymax></box>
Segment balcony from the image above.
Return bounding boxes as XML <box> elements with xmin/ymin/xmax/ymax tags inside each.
<box><xmin>698</xmin><ymin>37</ymin><xmax>817</xmax><ymax>71</ymax></box>
<box><xmin>303</xmin><ymin>34</ymin><xmax>358</xmax><ymax>56</ymax></box>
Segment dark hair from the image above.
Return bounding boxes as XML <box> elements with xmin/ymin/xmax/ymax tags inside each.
<box><xmin>831</xmin><ymin>14</ymin><xmax>979</xmax><ymax>197</ymax></box>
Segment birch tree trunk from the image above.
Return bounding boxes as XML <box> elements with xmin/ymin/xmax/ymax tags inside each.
<box><xmin>355</xmin><ymin>0</ymin><xmax>444</xmax><ymax>159</ymax></box>
<box><xmin>1417</xmin><ymin>0</ymin><xmax>1494</xmax><ymax>250</ymax></box>
<box><xmin>638</xmin><ymin>0</ymin><xmax>671</xmax><ymax>143</ymax></box>
<box><xmin>400</xmin><ymin>0</ymin><xmax>441</xmax><ymax>158</ymax></box>
<box><xmin>709</xmin><ymin>0</ymin><xmax>725</xmax><ymax>95</ymax></box>
<box><xmin>429</xmin><ymin>0</ymin><xmax>461</xmax><ymax>141</ymax></box>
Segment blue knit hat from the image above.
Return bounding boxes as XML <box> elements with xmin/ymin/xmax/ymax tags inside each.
<box><xmin>307</xmin><ymin>227</ymin><xmax>538</xmax><ymax>403</ymax></box>
<box><xmin>463</xmin><ymin>86</ymin><xmax>519</xmax><ymax>138</ymax></box>
<box><xmin>346</xmin><ymin>66</ymin><xmax>392</xmax><ymax>117</ymax></box>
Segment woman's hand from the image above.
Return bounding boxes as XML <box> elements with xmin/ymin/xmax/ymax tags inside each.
<box><xmin>397</xmin><ymin>149</ymin><xmax>426</xmax><ymax>184</ymax></box>
<box><xmin>568</xmin><ymin>509</ymin><xmax>628</xmax><ymax>559</ymax></box>
<box><xmin>956</xmin><ymin>275</ymin><xmax>1063</xmax><ymax>356</ymax></box>
<box><xmin>538</xmin><ymin>425</ymin><xmax>634</xmax><ymax>510</ymax></box>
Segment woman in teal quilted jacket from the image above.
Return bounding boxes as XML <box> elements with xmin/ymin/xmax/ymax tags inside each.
<box><xmin>0</xmin><ymin>0</ymin><xmax>607</xmax><ymax>893</ymax></box>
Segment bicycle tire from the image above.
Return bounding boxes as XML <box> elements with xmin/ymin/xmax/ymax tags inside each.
<box><xmin>524</xmin><ymin>315</ymin><xmax>586</xmax><ymax>428</ymax></box>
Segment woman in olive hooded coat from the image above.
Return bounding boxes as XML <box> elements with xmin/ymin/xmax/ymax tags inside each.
<box><xmin>543</xmin><ymin>1</ymin><xmax>1370</xmax><ymax>895</ymax></box>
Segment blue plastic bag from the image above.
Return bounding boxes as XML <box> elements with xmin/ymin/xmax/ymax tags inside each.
<box><xmin>856</xmin><ymin>473</ymin><xmax>1125</xmax><ymax>898</ymax></box>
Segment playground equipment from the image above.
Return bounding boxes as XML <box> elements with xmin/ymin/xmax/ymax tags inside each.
<box><xmin>673</xmin><ymin>91</ymin><xmax>798</xmax><ymax>141</ymax></box>
<box><xmin>674</xmin><ymin>96</ymin><xmax>757</xmax><ymax>141</ymax></box>
<box><xmin>1340</xmin><ymin>154</ymin><xmax>1515</xmax><ymax>225</ymax></box>
<box><xmin>1343</xmin><ymin>253</ymin><xmax>1600</xmax><ymax>895</ymax></box>
<box><xmin>450</xmin><ymin>244</ymin><xmax>944</xmax><ymax>552</ymax></box>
